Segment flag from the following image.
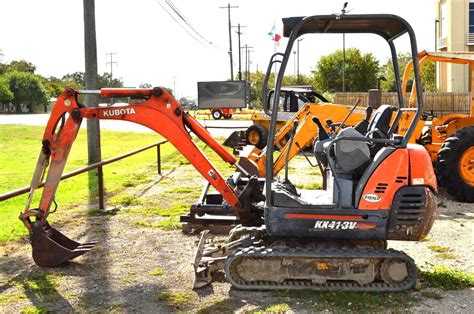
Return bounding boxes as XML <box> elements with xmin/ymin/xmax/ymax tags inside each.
<box><xmin>268</xmin><ymin>25</ymin><xmax>281</xmax><ymax>43</ymax></box>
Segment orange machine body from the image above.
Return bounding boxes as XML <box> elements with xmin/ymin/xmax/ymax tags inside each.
<box><xmin>358</xmin><ymin>144</ymin><xmax>437</xmax><ymax>211</ymax></box>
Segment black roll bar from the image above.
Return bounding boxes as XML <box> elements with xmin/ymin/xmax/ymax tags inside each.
<box><xmin>264</xmin><ymin>14</ymin><xmax>423</xmax><ymax>207</ymax></box>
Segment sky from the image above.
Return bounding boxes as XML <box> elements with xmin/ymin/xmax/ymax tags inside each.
<box><xmin>0</xmin><ymin>0</ymin><xmax>436</xmax><ymax>99</ymax></box>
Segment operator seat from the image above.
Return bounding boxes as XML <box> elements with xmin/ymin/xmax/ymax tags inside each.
<box><xmin>367</xmin><ymin>104</ymin><xmax>395</xmax><ymax>139</ymax></box>
<box><xmin>366</xmin><ymin>105</ymin><xmax>395</xmax><ymax>157</ymax></box>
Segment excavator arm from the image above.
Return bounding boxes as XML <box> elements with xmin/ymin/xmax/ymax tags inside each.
<box><xmin>20</xmin><ymin>87</ymin><xmax>260</xmax><ymax>267</ymax></box>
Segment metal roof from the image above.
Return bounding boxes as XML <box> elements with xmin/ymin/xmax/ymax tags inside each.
<box><xmin>283</xmin><ymin>14</ymin><xmax>411</xmax><ymax>41</ymax></box>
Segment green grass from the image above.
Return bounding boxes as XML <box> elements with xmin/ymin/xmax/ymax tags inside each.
<box><xmin>294</xmin><ymin>181</ymin><xmax>323</xmax><ymax>190</ymax></box>
<box><xmin>149</xmin><ymin>267</ymin><xmax>165</xmax><ymax>276</ymax></box>
<box><xmin>155</xmin><ymin>290</ymin><xmax>195</xmax><ymax>308</ymax></box>
<box><xmin>437</xmin><ymin>252</ymin><xmax>458</xmax><ymax>259</ymax></box>
<box><xmin>0</xmin><ymin>292</ymin><xmax>27</xmax><ymax>305</ymax></box>
<box><xmin>428</xmin><ymin>245</ymin><xmax>449</xmax><ymax>253</ymax></box>
<box><xmin>261</xmin><ymin>303</ymin><xmax>291</xmax><ymax>313</ymax></box>
<box><xmin>0</xmin><ymin>125</ymin><xmax>237</xmax><ymax>243</ymax></box>
<box><xmin>154</xmin><ymin>217</ymin><xmax>181</xmax><ymax>231</ymax></box>
<box><xmin>428</xmin><ymin>245</ymin><xmax>458</xmax><ymax>259</ymax></box>
<box><xmin>20</xmin><ymin>306</ymin><xmax>48</xmax><ymax>314</ymax></box>
<box><xmin>271</xmin><ymin>290</ymin><xmax>413</xmax><ymax>311</ymax></box>
<box><xmin>420</xmin><ymin>266</ymin><xmax>474</xmax><ymax>290</ymax></box>
<box><xmin>0</xmin><ymin>125</ymin><xmax>174</xmax><ymax>243</ymax></box>
<box><xmin>109</xmin><ymin>193</ymin><xmax>144</xmax><ymax>207</ymax></box>
<box><xmin>197</xmin><ymin>298</ymin><xmax>238</xmax><ymax>313</ymax></box>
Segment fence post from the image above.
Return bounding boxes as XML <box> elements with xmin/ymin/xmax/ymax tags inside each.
<box><xmin>157</xmin><ymin>144</ymin><xmax>162</xmax><ymax>175</ymax></box>
<box><xmin>98</xmin><ymin>166</ymin><xmax>105</xmax><ymax>209</ymax></box>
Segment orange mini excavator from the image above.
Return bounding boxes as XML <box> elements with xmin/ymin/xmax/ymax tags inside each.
<box><xmin>19</xmin><ymin>87</ymin><xmax>264</xmax><ymax>268</ymax></box>
<box><xmin>22</xmin><ymin>14</ymin><xmax>438</xmax><ymax>292</ymax></box>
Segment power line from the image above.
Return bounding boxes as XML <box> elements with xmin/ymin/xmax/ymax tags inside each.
<box><xmin>155</xmin><ymin>0</ymin><xmax>207</xmax><ymax>47</ymax></box>
<box><xmin>165</xmin><ymin>0</ymin><xmax>212</xmax><ymax>46</ymax></box>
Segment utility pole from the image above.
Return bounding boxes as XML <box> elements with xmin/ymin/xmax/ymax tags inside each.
<box><xmin>341</xmin><ymin>2</ymin><xmax>348</xmax><ymax>92</ymax></box>
<box><xmin>105</xmin><ymin>52</ymin><xmax>117</xmax><ymax>86</ymax></box>
<box><xmin>172</xmin><ymin>76</ymin><xmax>176</xmax><ymax>97</ymax></box>
<box><xmin>293</xmin><ymin>51</ymin><xmax>296</xmax><ymax>76</ymax></box>
<box><xmin>243</xmin><ymin>44</ymin><xmax>253</xmax><ymax>82</ymax></box>
<box><xmin>297</xmin><ymin>38</ymin><xmax>304</xmax><ymax>84</ymax></box>
<box><xmin>83</xmin><ymin>0</ymin><xmax>104</xmax><ymax>209</ymax></box>
<box><xmin>232</xmin><ymin>23</ymin><xmax>247</xmax><ymax>81</ymax></box>
<box><xmin>220</xmin><ymin>3</ymin><xmax>238</xmax><ymax>80</ymax></box>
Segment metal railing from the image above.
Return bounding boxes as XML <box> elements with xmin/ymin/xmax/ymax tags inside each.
<box><xmin>0</xmin><ymin>140</ymin><xmax>169</xmax><ymax>209</ymax></box>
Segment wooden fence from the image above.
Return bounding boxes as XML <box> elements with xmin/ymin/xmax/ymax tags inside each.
<box><xmin>334</xmin><ymin>92</ymin><xmax>471</xmax><ymax>116</ymax></box>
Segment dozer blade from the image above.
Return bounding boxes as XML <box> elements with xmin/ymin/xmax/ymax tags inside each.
<box><xmin>30</xmin><ymin>221</ymin><xmax>96</xmax><ymax>267</ymax></box>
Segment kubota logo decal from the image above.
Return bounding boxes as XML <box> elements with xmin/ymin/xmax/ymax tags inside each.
<box><xmin>313</xmin><ymin>221</ymin><xmax>357</xmax><ymax>229</ymax></box>
<box><xmin>363</xmin><ymin>194</ymin><xmax>381</xmax><ymax>203</ymax></box>
<box><xmin>103</xmin><ymin>108</ymin><xmax>136</xmax><ymax>117</ymax></box>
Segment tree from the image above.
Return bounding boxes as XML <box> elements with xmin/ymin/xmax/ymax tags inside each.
<box><xmin>6</xmin><ymin>71</ymin><xmax>48</xmax><ymax>113</ymax></box>
<box><xmin>97</xmin><ymin>72</ymin><xmax>124</xmax><ymax>88</ymax></box>
<box><xmin>6</xmin><ymin>60</ymin><xmax>36</xmax><ymax>73</ymax></box>
<box><xmin>62</xmin><ymin>72</ymin><xmax>85</xmax><ymax>89</ymax></box>
<box><xmin>247</xmin><ymin>70</ymin><xmax>267</xmax><ymax>108</ymax></box>
<box><xmin>0</xmin><ymin>76</ymin><xmax>13</xmax><ymax>112</ymax></box>
<box><xmin>312</xmin><ymin>48</ymin><xmax>380</xmax><ymax>93</ymax></box>
<box><xmin>379</xmin><ymin>52</ymin><xmax>437</xmax><ymax>92</ymax></box>
<box><xmin>42</xmin><ymin>76</ymin><xmax>66</xmax><ymax>98</ymax></box>
<box><xmin>420</xmin><ymin>60</ymin><xmax>436</xmax><ymax>92</ymax></box>
<box><xmin>61</xmin><ymin>72</ymin><xmax>124</xmax><ymax>89</ymax></box>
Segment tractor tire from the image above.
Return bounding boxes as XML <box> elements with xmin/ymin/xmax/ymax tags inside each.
<box><xmin>245</xmin><ymin>124</ymin><xmax>267</xmax><ymax>149</ymax></box>
<box><xmin>224</xmin><ymin>114</ymin><xmax>233</xmax><ymax>119</ymax></box>
<box><xmin>212</xmin><ymin>110</ymin><xmax>222</xmax><ymax>120</ymax></box>
<box><xmin>436</xmin><ymin>126</ymin><xmax>474</xmax><ymax>203</ymax></box>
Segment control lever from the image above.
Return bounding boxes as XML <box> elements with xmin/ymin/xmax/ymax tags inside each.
<box><xmin>325</xmin><ymin>119</ymin><xmax>336</xmax><ymax>132</ymax></box>
<box><xmin>334</xmin><ymin>98</ymin><xmax>361</xmax><ymax>137</ymax></box>
<box><xmin>353</xmin><ymin>105</ymin><xmax>373</xmax><ymax>135</ymax></box>
<box><xmin>312</xmin><ymin>116</ymin><xmax>329</xmax><ymax>141</ymax></box>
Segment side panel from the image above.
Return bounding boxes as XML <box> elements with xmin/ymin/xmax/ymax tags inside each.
<box><xmin>358</xmin><ymin>149</ymin><xmax>409</xmax><ymax>210</ymax></box>
<box><xmin>265</xmin><ymin>207</ymin><xmax>388</xmax><ymax>239</ymax></box>
<box><xmin>387</xmin><ymin>186</ymin><xmax>437</xmax><ymax>241</ymax></box>
<box><xmin>407</xmin><ymin>144</ymin><xmax>437</xmax><ymax>191</ymax></box>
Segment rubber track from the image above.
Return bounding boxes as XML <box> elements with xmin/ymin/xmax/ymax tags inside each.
<box><xmin>224</xmin><ymin>246</ymin><xmax>417</xmax><ymax>292</ymax></box>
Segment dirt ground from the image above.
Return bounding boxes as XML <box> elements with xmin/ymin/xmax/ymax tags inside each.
<box><xmin>0</xmin><ymin>160</ymin><xmax>473</xmax><ymax>313</ymax></box>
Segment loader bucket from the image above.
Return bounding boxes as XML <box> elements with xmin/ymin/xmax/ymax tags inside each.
<box><xmin>223</xmin><ymin>130</ymin><xmax>245</xmax><ymax>148</ymax></box>
<box><xmin>30</xmin><ymin>220</ymin><xmax>96</xmax><ymax>267</ymax></box>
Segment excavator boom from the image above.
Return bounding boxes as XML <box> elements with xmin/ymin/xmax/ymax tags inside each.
<box><xmin>20</xmin><ymin>87</ymin><xmax>261</xmax><ymax>267</ymax></box>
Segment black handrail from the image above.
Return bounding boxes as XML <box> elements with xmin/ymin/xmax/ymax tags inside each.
<box><xmin>0</xmin><ymin>140</ymin><xmax>168</xmax><ymax>205</ymax></box>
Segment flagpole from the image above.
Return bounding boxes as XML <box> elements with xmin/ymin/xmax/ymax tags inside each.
<box><xmin>273</xmin><ymin>21</ymin><xmax>277</xmax><ymax>86</ymax></box>
<box><xmin>273</xmin><ymin>37</ymin><xmax>277</xmax><ymax>84</ymax></box>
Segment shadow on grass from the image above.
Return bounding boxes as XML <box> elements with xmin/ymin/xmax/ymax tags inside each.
<box><xmin>72</xmin><ymin>169</ymin><xmax>114</xmax><ymax>310</ymax></box>
<box><xmin>0</xmin><ymin>256</ymin><xmax>73</xmax><ymax>311</ymax></box>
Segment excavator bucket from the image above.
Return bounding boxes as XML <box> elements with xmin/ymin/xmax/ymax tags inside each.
<box><xmin>30</xmin><ymin>220</ymin><xmax>96</xmax><ymax>267</ymax></box>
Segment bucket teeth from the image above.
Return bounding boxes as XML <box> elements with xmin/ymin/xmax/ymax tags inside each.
<box><xmin>30</xmin><ymin>221</ymin><xmax>95</xmax><ymax>268</ymax></box>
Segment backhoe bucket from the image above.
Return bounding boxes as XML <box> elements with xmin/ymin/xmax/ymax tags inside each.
<box><xmin>30</xmin><ymin>221</ymin><xmax>96</xmax><ymax>267</ymax></box>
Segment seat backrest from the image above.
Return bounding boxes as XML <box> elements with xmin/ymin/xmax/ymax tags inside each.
<box><xmin>367</xmin><ymin>105</ymin><xmax>395</xmax><ymax>139</ymax></box>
